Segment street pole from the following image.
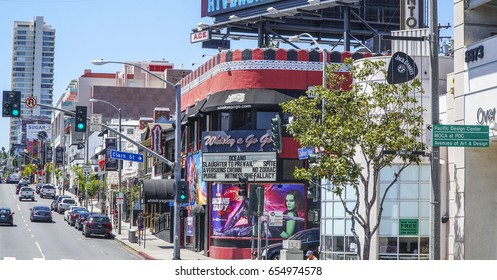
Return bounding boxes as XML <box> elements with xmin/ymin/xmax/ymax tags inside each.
<box><xmin>60</xmin><ymin>111</ymin><xmax>65</xmax><ymax>195</ymax></box>
<box><xmin>118</xmin><ymin>108</ymin><xmax>122</xmax><ymax>234</ymax></box>
<box><xmin>429</xmin><ymin>0</ymin><xmax>441</xmax><ymax>260</ymax></box>
<box><xmin>173</xmin><ymin>83</ymin><xmax>182</xmax><ymax>260</ymax></box>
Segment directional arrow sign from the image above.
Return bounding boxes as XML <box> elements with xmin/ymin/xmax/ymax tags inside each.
<box><xmin>432</xmin><ymin>124</ymin><xmax>489</xmax><ymax>147</ymax></box>
<box><xmin>109</xmin><ymin>150</ymin><xmax>144</xmax><ymax>162</ymax></box>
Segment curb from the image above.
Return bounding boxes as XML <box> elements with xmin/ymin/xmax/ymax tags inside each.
<box><xmin>115</xmin><ymin>236</ymin><xmax>157</xmax><ymax>260</ymax></box>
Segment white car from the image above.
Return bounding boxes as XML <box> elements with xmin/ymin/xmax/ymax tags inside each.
<box><xmin>58</xmin><ymin>198</ymin><xmax>76</xmax><ymax>214</ymax></box>
<box><xmin>40</xmin><ymin>184</ymin><xmax>56</xmax><ymax>199</ymax></box>
<box><xmin>64</xmin><ymin>206</ymin><xmax>87</xmax><ymax>222</ymax></box>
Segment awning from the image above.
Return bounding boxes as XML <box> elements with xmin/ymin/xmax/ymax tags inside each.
<box><xmin>201</xmin><ymin>89</ymin><xmax>302</xmax><ymax>112</ymax></box>
<box><xmin>190</xmin><ymin>204</ymin><xmax>206</xmax><ymax>215</ymax></box>
<box><xmin>143</xmin><ymin>179</ymin><xmax>174</xmax><ymax>204</ymax></box>
<box><xmin>181</xmin><ymin>99</ymin><xmax>207</xmax><ymax>125</ymax></box>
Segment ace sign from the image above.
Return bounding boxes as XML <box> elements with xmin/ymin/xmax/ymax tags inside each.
<box><xmin>191</xmin><ymin>30</ymin><xmax>211</xmax><ymax>43</ymax></box>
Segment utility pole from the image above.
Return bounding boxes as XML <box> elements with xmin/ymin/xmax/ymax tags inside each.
<box><xmin>429</xmin><ymin>0</ymin><xmax>441</xmax><ymax>260</ymax></box>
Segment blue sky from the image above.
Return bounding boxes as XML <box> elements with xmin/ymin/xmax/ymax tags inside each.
<box><xmin>0</xmin><ymin>0</ymin><xmax>453</xmax><ymax>150</ymax></box>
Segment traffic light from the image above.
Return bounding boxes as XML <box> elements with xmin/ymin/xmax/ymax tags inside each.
<box><xmin>248</xmin><ymin>185</ymin><xmax>264</xmax><ymax>217</ymax></box>
<box><xmin>238</xmin><ymin>176</ymin><xmax>248</xmax><ymax>197</ymax></box>
<box><xmin>75</xmin><ymin>106</ymin><xmax>87</xmax><ymax>132</ymax></box>
<box><xmin>271</xmin><ymin>114</ymin><xmax>282</xmax><ymax>153</ymax></box>
<box><xmin>177</xmin><ymin>181</ymin><xmax>190</xmax><ymax>204</ymax></box>
<box><xmin>2</xmin><ymin>91</ymin><xmax>21</xmax><ymax>118</ymax></box>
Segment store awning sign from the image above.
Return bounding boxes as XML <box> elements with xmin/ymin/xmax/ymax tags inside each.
<box><xmin>387</xmin><ymin>51</ymin><xmax>418</xmax><ymax>84</ymax></box>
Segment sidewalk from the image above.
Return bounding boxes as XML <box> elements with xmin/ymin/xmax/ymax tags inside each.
<box><xmin>63</xmin><ymin>189</ymin><xmax>212</xmax><ymax>260</ymax></box>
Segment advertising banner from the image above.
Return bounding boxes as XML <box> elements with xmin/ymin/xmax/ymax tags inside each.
<box><xmin>211</xmin><ymin>183</ymin><xmax>306</xmax><ymax>238</ymax></box>
<box><xmin>105</xmin><ymin>138</ymin><xmax>118</xmax><ymax>171</ymax></box>
<box><xmin>186</xmin><ymin>152</ymin><xmax>207</xmax><ymax>205</ymax></box>
<box><xmin>201</xmin><ymin>0</ymin><xmax>281</xmax><ymax>17</ymax></box>
<box><xmin>202</xmin><ymin>130</ymin><xmax>274</xmax><ymax>153</ymax></box>
<box><xmin>26</xmin><ymin>123</ymin><xmax>51</xmax><ymax>141</ymax></box>
<box><xmin>202</xmin><ymin>152</ymin><xmax>276</xmax><ymax>182</ymax></box>
<box><xmin>55</xmin><ymin>147</ymin><xmax>64</xmax><ymax>165</ymax></box>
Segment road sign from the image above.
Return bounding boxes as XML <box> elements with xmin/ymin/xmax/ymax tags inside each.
<box><xmin>432</xmin><ymin>124</ymin><xmax>489</xmax><ymax>147</ymax></box>
<box><xmin>298</xmin><ymin>147</ymin><xmax>315</xmax><ymax>160</ymax></box>
<box><xmin>90</xmin><ymin>114</ymin><xmax>102</xmax><ymax>132</ymax></box>
<box><xmin>109</xmin><ymin>150</ymin><xmax>144</xmax><ymax>162</ymax></box>
<box><xmin>83</xmin><ymin>166</ymin><xmax>91</xmax><ymax>177</ymax></box>
<box><xmin>25</xmin><ymin>96</ymin><xmax>37</xmax><ymax>108</ymax></box>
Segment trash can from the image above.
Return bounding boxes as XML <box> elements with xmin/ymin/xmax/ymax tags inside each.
<box><xmin>129</xmin><ymin>229</ymin><xmax>137</xmax><ymax>243</ymax></box>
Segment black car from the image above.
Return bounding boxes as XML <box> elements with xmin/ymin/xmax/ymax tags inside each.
<box><xmin>0</xmin><ymin>208</ymin><xmax>14</xmax><ymax>226</ymax></box>
<box><xmin>30</xmin><ymin>206</ymin><xmax>53</xmax><ymax>223</ymax></box>
<box><xmin>262</xmin><ymin>228</ymin><xmax>320</xmax><ymax>260</ymax></box>
<box><xmin>16</xmin><ymin>182</ymin><xmax>29</xmax><ymax>195</ymax></box>
<box><xmin>82</xmin><ymin>214</ymin><xmax>113</xmax><ymax>238</ymax></box>
<box><xmin>75</xmin><ymin>211</ymin><xmax>91</xmax><ymax>230</ymax></box>
<box><xmin>68</xmin><ymin>209</ymin><xmax>89</xmax><ymax>226</ymax></box>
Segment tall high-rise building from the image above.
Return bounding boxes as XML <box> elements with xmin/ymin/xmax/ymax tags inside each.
<box><xmin>10</xmin><ymin>16</ymin><xmax>55</xmax><ymax>148</ymax></box>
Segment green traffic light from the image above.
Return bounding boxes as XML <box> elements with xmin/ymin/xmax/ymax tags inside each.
<box><xmin>11</xmin><ymin>109</ymin><xmax>19</xmax><ymax>116</ymax></box>
<box><xmin>180</xmin><ymin>194</ymin><xmax>186</xmax><ymax>200</ymax></box>
<box><xmin>77</xmin><ymin>123</ymin><xmax>85</xmax><ymax>130</ymax></box>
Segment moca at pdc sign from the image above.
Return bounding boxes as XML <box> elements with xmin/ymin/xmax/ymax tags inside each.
<box><xmin>202</xmin><ymin>152</ymin><xmax>277</xmax><ymax>182</ymax></box>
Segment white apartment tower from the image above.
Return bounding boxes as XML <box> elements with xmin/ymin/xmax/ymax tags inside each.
<box><xmin>10</xmin><ymin>16</ymin><xmax>55</xmax><ymax>146</ymax></box>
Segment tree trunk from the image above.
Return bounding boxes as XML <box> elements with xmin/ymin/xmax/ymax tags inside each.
<box><xmin>362</xmin><ymin>234</ymin><xmax>371</xmax><ymax>260</ymax></box>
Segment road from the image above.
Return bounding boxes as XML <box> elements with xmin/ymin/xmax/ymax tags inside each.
<box><xmin>0</xmin><ymin>183</ymin><xmax>141</xmax><ymax>260</ymax></box>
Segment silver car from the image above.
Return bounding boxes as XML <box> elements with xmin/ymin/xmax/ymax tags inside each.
<box><xmin>58</xmin><ymin>198</ymin><xmax>76</xmax><ymax>214</ymax></box>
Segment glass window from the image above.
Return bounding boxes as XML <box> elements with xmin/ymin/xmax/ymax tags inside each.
<box><xmin>232</xmin><ymin>110</ymin><xmax>252</xmax><ymax>130</ymax></box>
<box><xmin>256</xmin><ymin>111</ymin><xmax>278</xmax><ymax>130</ymax></box>
<box><xmin>220</xmin><ymin>112</ymin><xmax>229</xmax><ymax>131</ymax></box>
<box><xmin>400</xmin><ymin>165</ymin><xmax>418</xmax><ymax>180</ymax></box>
<box><xmin>399</xmin><ymin>202</ymin><xmax>418</xmax><ymax>218</ymax></box>
<box><xmin>379</xmin><ymin>219</ymin><xmax>398</xmax><ymax>236</ymax></box>
<box><xmin>400</xmin><ymin>183</ymin><xmax>419</xmax><ymax>199</ymax></box>
<box><xmin>382</xmin><ymin>201</ymin><xmax>398</xmax><ymax>218</ymax></box>
<box><xmin>380</xmin><ymin>183</ymin><xmax>398</xmax><ymax>200</ymax></box>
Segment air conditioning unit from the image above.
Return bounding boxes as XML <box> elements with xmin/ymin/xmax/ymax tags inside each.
<box><xmin>282</xmin><ymin>240</ymin><xmax>301</xmax><ymax>250</ymax></box>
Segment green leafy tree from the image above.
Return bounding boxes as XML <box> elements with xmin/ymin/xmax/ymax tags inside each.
<box><xmin>123</xmin><ymin>183</ymin><xmax>141</xmax><ymax>227</ymax></box>
<box><xmin>281</xmin><ymin>58</ymin><xmax>427</xmax><ymax>260</ymax></box>
<box><xmin>22</xmin><ymin>163</ymin><xmax>37</xmax><ymax>178</ymax></box>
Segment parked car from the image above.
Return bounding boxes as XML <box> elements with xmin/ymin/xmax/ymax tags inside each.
<box><xmin>64</xmin><ymin>206</ymin><xmax>87</xmax><ymax>224</ymax></box>
<box><xmin>16</xmin><ymin>182</ymin><xmax>29</xmax><ymax>194</ymax></box>
<box><xmin>69</xmin><ymin>209</ymin><xmax>89</xmax><ymax>227</ymax></box>
<box><xmin>20</xmin><ymin>177</ymin><xmax>30</xmax><ymax>184</ymax></box>
<box><xmin>75</xmin><ymin>211</ymin><xmax>91</xmax><ymax>231</ymax></box>
<box><xmin>58</xmin><ymin>198</ymin><xmax>76</xmax><ymax>214</ymax></box>
<box><xmin>261</xmin><ymin>228</ymin><xmax>320</xmax><ymax>260</ymax></box>
<box><xmin>30</xmin><ymin>205</ymin><xmax>53</xmax><ymax>223</ymax></box>
<box><xmin>19</xmin><ymin>187</ymin><xmax>35</xmax><ymax>201</ymax></box>
<box><xmin>40</xmin><ymin>184</ymin><xmax>56</xmax><ymax>199</ymax></box>
<box><xmin>82</xmin><ymin>214</ymin><xmax>113</xmax><ymax>238</ymax></box>
<box><xmin>0</xmin><ymin>207</ymin><xmax>14</xmax><ymax>226</ymax></box>
<box><xmin>51</xmin><ymin>195</ymin><xmax>71</xmax><ymax>211</ymax></box>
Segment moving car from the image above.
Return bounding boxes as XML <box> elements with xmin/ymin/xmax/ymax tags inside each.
<box><xmin>30</xmin><ymin>206</ymin><xmax>53</xmax><ymax>223</ymax></box>
<box><xmin>7</xmin><ymin>174</ymin><xmax>19</xmax><ymax>184</ymax></box>
<box><xmin>261</xmin><ymin>228</ymin><xmax>320</xmax><ymax>260</ymax></box>
<box><xmin>16</xmin><ymin>182</ymin><xmax>28</xmax><ymax>195</ymax></box>
<box><xmin>19</xmin><ymin>187</ymin><xmax>35</xmax><ymax>201</ymax></box>
<box><xmin>58</xmin><ymin>198</ymin><xmax>76</xmax><ymax>214</ymax></box>
<box><xmin>51</xmin><ymin>195</ymin><xmax>71</xmax><ymax>211</ymax></box>
<box><xmin>82</xmin><ymin>214</ymin><xmax>113</xmax><ymax>238</ymax></box>
<box><xmin>0</xmin><ymin>208</ymin><xmax>14</xmax><ymax>226</ymax></box>
<box><xmin>39</xmin><ymin>184</ymin><xmax>56</xmax><ymax>199</ymax></box>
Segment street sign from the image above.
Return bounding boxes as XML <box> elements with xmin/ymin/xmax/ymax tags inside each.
<box><xmin>109</xmin><ymin>150</ymin><xmax>144</xmax><ymax>163</ymax></box>
<box><xmin>90</xmin><ymin>114</ymin><xmax>102</xmax><ymax>132</ymax></box>
<box><xmin>432</xmin><ymin>124</ymin><xmax>489</xmax><ymax>147</ymax></box>
<box><xmin>25</xmin><ymin>96</ymin><xmax>37</xmax><ymax>108</ymax></box>
<box><xmin>298</xmin><ymin>147</ymin><xmax>315</xmax><ymax>160</ymax></box>
<box><xmin>83</xmin><ymin>166</ymin><xmax>91</xmax><ymax>177</ymax></box>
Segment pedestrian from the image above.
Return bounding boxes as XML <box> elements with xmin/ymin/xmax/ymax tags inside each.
<box><xmin>136</xmin><ymin>212</ymin><xmax>145</xmax><ymax>240</ymax></box>
<box><xmin>305</xmin><ymin>250</ymin><xmax>318</xmax><ymax>260</ymax></box>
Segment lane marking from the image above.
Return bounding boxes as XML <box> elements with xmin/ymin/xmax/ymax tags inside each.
<box><xmin>35</xmin><ymin>241</ymin><xmax>46</xmax><ymax>259</ymax></box>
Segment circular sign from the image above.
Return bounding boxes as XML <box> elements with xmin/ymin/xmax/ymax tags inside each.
<box><xmin>25</xmin><ymin>96</ymin><xmax>37</xmax><ymax>108</ymax></box>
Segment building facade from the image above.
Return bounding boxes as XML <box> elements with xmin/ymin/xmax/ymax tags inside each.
<box><xmin>10</xmin><ymin>16</ymin><xmax>55</xmax><ymax>148</ymax></box>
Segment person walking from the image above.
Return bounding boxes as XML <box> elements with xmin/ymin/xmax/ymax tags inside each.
<box><xmin>306</xmin><ymin>250</ymin><xmax>318</xmax><ymax>260</ymax></box>
<box><xmin>136</xmin><ymin>212</ymin><xmax>145</xmax><ymax>241</ymax></box>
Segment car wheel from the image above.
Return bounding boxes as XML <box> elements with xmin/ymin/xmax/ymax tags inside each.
<box><xmin>271</xmin><ymin>254</ymin><xmax>280</xmax><ymax>260</ymax></box>
<box><xmin>85</xmin><ymin>230</ymin><xmax>90</xmax><ymax>237</ymax></box>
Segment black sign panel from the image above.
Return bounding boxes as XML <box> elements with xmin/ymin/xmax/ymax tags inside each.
<box><xmin>387</xmin><ymin>51</ymin><xmax>418</xmax><ymax>84</ymax></box>
<box><xmin>202</xmin><ymin>39</ymin><xmax>230</xmax><ymax>50</ymax></box>
<box><xmin>105</xmin><ymin>138</ymin><xmax>118</xmax><ymax>171</ymax></box>
<box><xmin>46</xmin><ymin>146</ymin><xmax>52</xmax><ymax>163</ymax></box>
<box><xmin>55</xmin><ymin>147</ymin><xmax>64</xmax><ymax>165</ymax></box>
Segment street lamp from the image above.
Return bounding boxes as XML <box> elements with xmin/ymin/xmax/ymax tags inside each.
<box><xmin>89</xmin><ymin>98</ymin><xmax>122</xmax><ymax>234</ymax></box>
<box><xmin>289</xmin><ymin>33</ymin><xmax>326</xmax><ymax>89</ymax></box>
<box><xmin>91</xmin><ymin>59</ymin><xmax>183</xmax><ymax>260</ymax></box>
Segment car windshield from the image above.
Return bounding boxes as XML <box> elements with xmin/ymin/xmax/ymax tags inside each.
<box><xmin>20</xmin><ymin>187</ymin><xmax>33</xmax><ymax>191</ymax></box>
<box><xmin>0</xmin><ymin>209</ymin><xmax>11</xmax><ymax>214</ymax></box>
<box><xmin>43</xmin><ymin>185</ymin><xmax>54</xmax><ymax>189</ymax></box>
<box><xmin>33</xmin><ymin>206</ymin><xmax>50</xmax><ymax>211</ymax></box>
<box><xmin>62</xmin><ymin>199</ymin><xmax>75</xmax><ymax>204</ymax></box>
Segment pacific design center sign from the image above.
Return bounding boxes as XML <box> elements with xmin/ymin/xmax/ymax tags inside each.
<box><xmin>202</xmin><ymin>152</ymin><xmax>276</xmax><ymax>182</ymax></box>
<box><xmin>432</xmin><ymin>124</ymin><xmax>489</xmax><ymax>147</ymax></box>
